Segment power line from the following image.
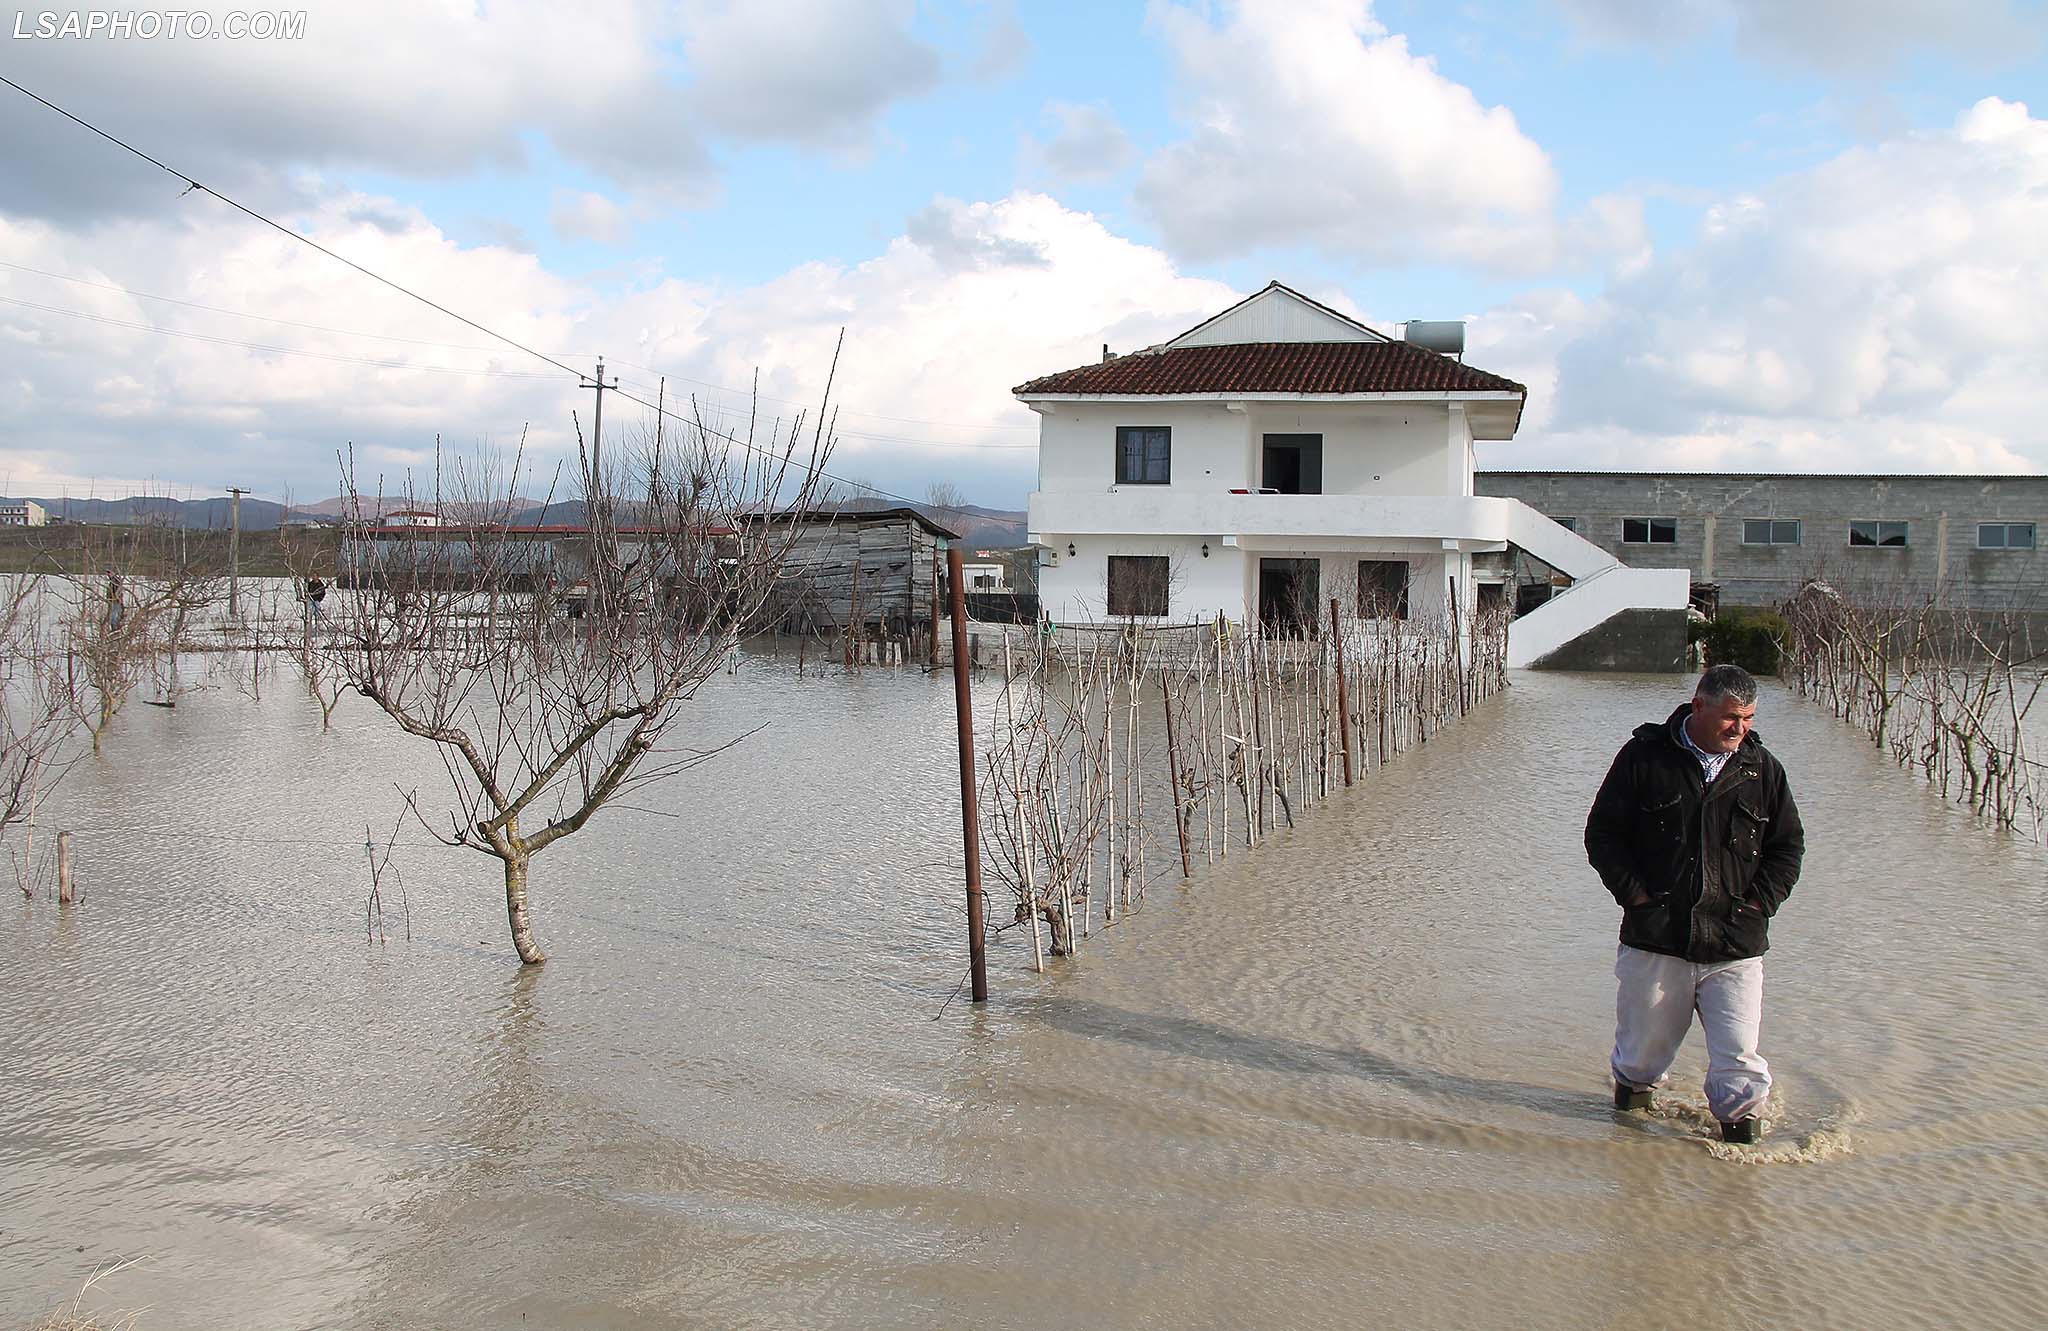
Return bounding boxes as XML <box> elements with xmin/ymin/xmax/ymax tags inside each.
<box><xmin>0</xmin><ymin>72</ymin><xmax>589</xmax><ymax>382</ymax></box>
<box><xmin>607</xmin><ymin>372</ymin><xmax>1036</xmax><ymax>452</ymax></box>
<box><xmin>603</xmin><ymin>355</ymin><xmax>1037</xmax><ymax>433</ymax></box>
<box><xmin>0</xmin><ymin>75</ymin><xmax>1016</xmax><ymax>512</ymax></box>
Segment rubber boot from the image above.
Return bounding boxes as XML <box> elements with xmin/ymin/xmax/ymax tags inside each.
<box><xmin>1720</xmin><ymin>1117</ymin><xmax>1758</xmax><ymax>1145</ymax></box>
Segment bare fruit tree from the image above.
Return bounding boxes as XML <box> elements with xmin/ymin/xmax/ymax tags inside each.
<box><xmin>327</xmin><ymin>378</ymin><xmax>836</xmax><ymax>964</ymax></box>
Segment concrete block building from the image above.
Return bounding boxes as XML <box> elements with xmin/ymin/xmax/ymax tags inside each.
<box><xmin>1477</xmin><ymin>472</ymin><xmax>2048</xmax><ymax>611</ymax></box>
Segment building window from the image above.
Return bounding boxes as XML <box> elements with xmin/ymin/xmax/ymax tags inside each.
<box><xmin>1115</xmin><ymin>426</ymin><xmax>1171</xmax><ymax>485</ymax></box>
<box><xmin>1742</xmin><ymin>519</ymin><xmax>1801</xmax><ymax>546</ymax></box>
<box><xmin>1550</xmin><ymin>516</ymin><xmax>1578</xmax><ymax>532</ymax></box>
<box><xmin>1106</xmin><ymin>555</ymin><xmax>1169</xmax><ymax>617</ymax></box>
<box><xmin>1849</xmin><ymin>520</ymin><xmax>1909</xmax><ymax>547</ymax></box>
<box><xmin>1357</xmin><ymin>560</ymin><xmax>1409</xmax><ymax>620</ymax></box>
<box><xmin>1978</xmin><ymin>523</ymin><xmax>2036</xmax><ymax>550</ymax></box>
<box><xmin>1621</xmin><ymin>517</ymin><xmax>1677</xmax><ymax>544</ymax></box>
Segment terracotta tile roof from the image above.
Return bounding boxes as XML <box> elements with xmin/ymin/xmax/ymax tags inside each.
<box><xmin>1013</xmin><ymin>340</ymin><xmax>1525</xmax><ymax>399</ymax></box>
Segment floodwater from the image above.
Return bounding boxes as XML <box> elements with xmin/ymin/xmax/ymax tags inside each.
<box><xmin>4</xmin><ymin>654</ymin><xmax>2046</xmax><ymax>1329</ymax></box>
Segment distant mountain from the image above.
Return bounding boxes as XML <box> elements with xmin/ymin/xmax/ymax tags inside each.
<box><xmin>0</xmin><ymin>493</ymin><xmax>1032</xmax><ymax>546</ymax></box>
<box><xmin>5</xmin><ymin>495</ymin><xmax>293</xmax><ymax>529</ymax></box>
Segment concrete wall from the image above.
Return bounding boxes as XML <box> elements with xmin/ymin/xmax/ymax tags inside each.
<box><xmin>1478</xmin><ymin>472</ymin><xmax>2048</xmax><ymax>610</ymax></box>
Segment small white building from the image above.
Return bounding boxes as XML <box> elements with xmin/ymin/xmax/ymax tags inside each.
<box><xmin>384</xmin><ymin>508</ymin><xmax>441</xmax><ymax>528</ymax></box>
<box><xmin>961</xmin><ymin>555</ymin><xmax>1009</xmax><ymax>593</ymax></box>
<box><xmin>1017</xmin><ymin>283</ymin><xmax>1690</xmax><ymax>668</ymax></box>
<box><xmin>0</xmin><ymin>500</ymin><xmax>48</xmax><ymax>527</ymax></box>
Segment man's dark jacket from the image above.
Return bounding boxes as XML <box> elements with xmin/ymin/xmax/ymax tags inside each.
<box><xmin>1585</xmin><ymin>704</ymin><xmax>1804</xmax><ymax>963</ymax></box>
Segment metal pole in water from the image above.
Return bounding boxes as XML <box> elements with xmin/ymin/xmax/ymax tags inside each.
<box><xmin>1330</xmin><ymin>597</ymin><xmax>1354</xmax><ymax>788</ymax></box>
<box><xmin>947</xmin><ymin>546</ymin><xmax>989</xmax><ymax>1003</ymax></box>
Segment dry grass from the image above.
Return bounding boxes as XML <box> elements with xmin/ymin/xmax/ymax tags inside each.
<box><xmin>23</xmin><ymin>1257</ymin><xmax>146</xmax><ymax>1331</ymax></box>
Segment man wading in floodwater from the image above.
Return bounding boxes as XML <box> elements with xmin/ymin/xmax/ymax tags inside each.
<box><xmin>1585</xmin><ymin>664</ymin><xmax>1805</xmax><ymax>1145</ymax></box>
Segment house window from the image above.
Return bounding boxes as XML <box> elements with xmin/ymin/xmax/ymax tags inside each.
<box><xmin>1742</xmin><ymin>519</ymin><xmax>1801</xmax><ymax>546</ymax></box>
<box><xmin>1849</xmin><ymin>520</ymin><xmax>1909</xmax><ymax>547</ymax></box>
<box><xmin>1106</xmin><ymin>555</ymin><xmax>1169</xmax><ymax>617</ymax></box>
<box><xmin>1621</xmin><ymin>517</ymin><xmax>1677</xmax><ymax>544</ymax></box>
<box><xmin>1357</xmin><ymin>560</ymin><xmax>1409</xmax><ymax>620</ymax></box>
<box><xmin>1550</xmin><ymin>516</ymin><xmax>1578</xmax><ymax>533</ymax></box>
<box><xmin>1115</xmin><ymin>426</ymin><xmax>1171</xmax><ymax>485</ymax></box>
<box><xmin>1978</xmin><ymin>523</ymin><xmax>2036</xmax><ymax>550</ymax></box>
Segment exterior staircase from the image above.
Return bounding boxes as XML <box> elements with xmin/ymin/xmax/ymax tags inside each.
<box><xmin>1500</xmin><ymin>502</ymin><xmax>1692</xmax><ymax>670</ymax></box>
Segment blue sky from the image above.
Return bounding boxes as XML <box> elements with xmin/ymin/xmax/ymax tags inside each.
<box><xmin>3</xmin><ymin>0</ymin><xmax>2046</xmax><ymax>509</ymax></box>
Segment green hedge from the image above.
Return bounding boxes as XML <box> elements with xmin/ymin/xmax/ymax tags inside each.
<box><xmin>1697</xmin><ymin>607</ymin><xmax>1786</xmax><ymax>676</ymax></box>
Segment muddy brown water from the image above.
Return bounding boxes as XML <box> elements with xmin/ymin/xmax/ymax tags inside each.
<box><xmin>4</xmin><ymin>658</ymin><xmax>2045</xmax><ymax>1329</ymax></box>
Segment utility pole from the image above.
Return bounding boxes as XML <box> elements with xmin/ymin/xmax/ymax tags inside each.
<box><xmin>947</xmin><ymin>545</ymin><xmax>989</xmax><ymax>1004</ymax></box>
<box><xmin>226</xmin><ymin>486</ymin><xmax>249</xmax><ymax>619</ymax></box>
<box><xmin>580</xmin><ymin>357</ymin><xmax>617</xmax><ymax>620</ymax></box>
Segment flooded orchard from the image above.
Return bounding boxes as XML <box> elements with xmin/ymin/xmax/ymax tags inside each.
<box><xmin>4</xmin><ymin>657</ymin><xmax>2046</xmax><ymax>1329</ymax></box>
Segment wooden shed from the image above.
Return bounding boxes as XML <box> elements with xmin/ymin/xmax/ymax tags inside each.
<box><xmin>759</xmin><ymin>506</ymin><xmax>958</xmax><ymax>639</ymax></box>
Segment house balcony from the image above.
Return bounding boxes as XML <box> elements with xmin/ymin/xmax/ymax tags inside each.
<box><xmin>1028</xmin><ymin>490</ymin><xmax>1587</xmax><ymax>559</ymax></box>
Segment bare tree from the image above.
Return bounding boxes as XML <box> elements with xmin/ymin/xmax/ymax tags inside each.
<box><xmin>326</xmin><ymin>375</ymin><xmax>836</xmax><ymax>964</ymax></box>
<box><xmin>1</xmin><ymin>572</ymin><xmax>77</xmax><ymax>888</ymax></box>
<box><xmin>923</xmin><ymin>480</ymin><xmax>970</xmax><ymax>535</ymax></box>
<box><xmin>44</xmin><ymin>522</ymin><xmax>187</xmax><ymax>754</ymax></box>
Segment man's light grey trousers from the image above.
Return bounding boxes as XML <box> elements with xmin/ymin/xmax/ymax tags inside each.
<box><xmin>1611</xmin><ymin>943</ymin><xmax>1771</xmax><ymax>1124</ymax></box>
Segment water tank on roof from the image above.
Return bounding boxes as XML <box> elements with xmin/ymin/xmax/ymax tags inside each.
<box><xmin>1403</xmin><ymin>320</ymin><xmax>1466</xmax><ymax>356</ymax></box>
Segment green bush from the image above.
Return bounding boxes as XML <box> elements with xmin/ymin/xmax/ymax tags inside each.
<box><xmin>1700</xmin><ymin>607</ymin><xmax>1786</xmax><ymax>675</ymax></box>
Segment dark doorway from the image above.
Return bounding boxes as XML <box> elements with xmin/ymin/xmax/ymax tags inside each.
<box><xmin>1261</xmin><ymin>434</ymin><xmax>1323</xmax><ymax>495</ymax></box>
<box><xmin>1258</xmin><ymin>558</ymin><xmax>1321</xmax><ymax>635</ymax></box>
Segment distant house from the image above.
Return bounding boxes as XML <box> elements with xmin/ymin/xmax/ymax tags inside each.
<box><xmin>0</xmin><ymin>500</ymin><xmax>47</xmax><ymax>527</ymax></box>
<box><xmin>962</xmin><ymin>554</ymin><xmax>1009</xmax><ymax>593</ymax></box>
<box><xmin>384</xmin><ymin>508</ymin><xmax>440</xmax><ymax>528</ymax></box>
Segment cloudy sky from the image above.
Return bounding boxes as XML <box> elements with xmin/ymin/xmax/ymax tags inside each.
<box><xmin>3</xmin><ymin>0</ymin><xmax>2045</xmax><ymax>510</ymax></box>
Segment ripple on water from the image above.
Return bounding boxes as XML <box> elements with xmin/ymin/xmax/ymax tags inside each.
<box><xmin>4</xmin><ymin>657</ymin><xmax>2046</xmax><ymax>1329</ymax></box>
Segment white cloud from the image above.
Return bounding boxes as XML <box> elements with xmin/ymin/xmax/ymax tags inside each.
<box><xmin>1492</xmin><ymin>99</ymin><xmax>2048</xmax><ymax>473</ymax></box>
<box><xmin>1555</xmin><ymin>0</ymin><xmax>2045</xmax><ymax>71</ymax></box>
<box><xmin>1</xmin><ymin>0</ymin><xmax>953</xmax><ymax>227</ymax></box>
<box><xmin>682</xmin><ymin>0</ymin><xmax>942</xmax><ymax>150</ymax></box>
<box><xmin>0</xmin><ymin>0</ymin><xmax>716</xmax><ymax>222</ymax></box>
<box><xmin>0</xmin><ymin>186</ymin><xmax>1236</xmax><ymax>507</ymax></box>
<box><xmin>1133</xmin><ymin>0</ymin><xmax>1634</xmax><ymax>272</ymax></box>
<box><xmin>549</xmin><ymin>190</ymin><xmax>632</xmax><ymax>247</ymax></box>
<box><xmin>1026</xmin><ymin>102</ymin><xmax>1137</xmax><ymax>183</ymax></box>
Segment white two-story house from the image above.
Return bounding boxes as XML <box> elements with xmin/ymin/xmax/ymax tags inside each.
<box><xmin>1016</xmin><ymin>282</ymin><xmax>1691</xmax><ymax>669</ymax></box>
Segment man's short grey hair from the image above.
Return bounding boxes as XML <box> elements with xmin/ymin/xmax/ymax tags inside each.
<box><xmin>1697</xmin><ymin>663</ymin><xmax>1758</xmax><ymax>706</ymax></box>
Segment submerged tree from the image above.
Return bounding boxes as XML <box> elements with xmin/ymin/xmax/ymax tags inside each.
<box><xmin>47</xmin><ymin>519</ymin><xmax>219</xmax><ymax>754</ymax></box>
<box><xmin>327</xmin><ymin>376</ymin><xmax>836</xmax><ymax>964</ymax></box>
<box><xmin>1</xmin><ymin>572</ymin><xmax>77</xmax><ymax>886</ymax></box>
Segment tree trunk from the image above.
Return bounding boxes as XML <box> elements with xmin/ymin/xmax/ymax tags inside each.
<box><xmin>503</xmin><ymin>852</ymin><xmax>546</xmax><ymax>964</ymax></box>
